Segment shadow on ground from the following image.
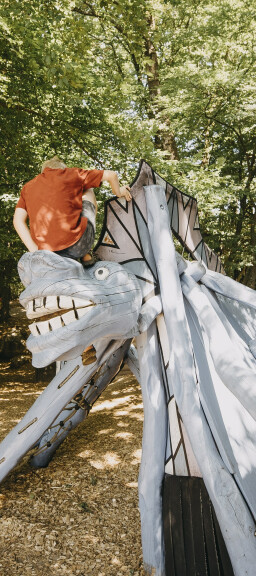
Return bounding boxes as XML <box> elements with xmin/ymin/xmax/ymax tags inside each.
<box><xmin>0</xmin><ymin>357</ymin><xmax>144</xmax><ymax>576</ymax></box>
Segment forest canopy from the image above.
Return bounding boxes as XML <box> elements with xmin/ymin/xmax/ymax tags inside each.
<box><xmin>0</xmin><ymin>0</ymin><xmax>256</xmax><ymax>318</ymax></box>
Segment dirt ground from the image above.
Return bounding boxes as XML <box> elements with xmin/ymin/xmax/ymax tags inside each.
<box><xmin>0</xmin><ymin>305</ymin><xmax>144</xmax><ymax>576</ymax></box>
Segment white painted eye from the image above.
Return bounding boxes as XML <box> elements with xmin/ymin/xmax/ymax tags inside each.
<box><xmin>94</xmin><ymin>267</ymin><xmax>110</xmax><ymax>280</ymax></box>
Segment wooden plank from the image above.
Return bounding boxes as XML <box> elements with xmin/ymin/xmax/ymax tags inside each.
<box><xmin>200</xmin><ymin>481</ymin><xmax>221</xmax><ymax>576</ymax></box>
<box><xmin>163</xmin><ymin>475</ymin><xmax>235</xmax><ymax>576</ymax></box>
<box><xmin>181</xmin><ymin>477</ymin><xmax>196</xmax><ymax>576</ymax></box>
<box><xmin>163</xmin><ymin>474</ymin><xmax>176</xmax><ymax>576</ymax></box>
<box><xmin>136</xmin><ymin>323</ymin><xmax>168</xmax><ymax>575</ymax></box>
<box><xmin>189</xmin><ymin>478</ymin><xmax>208</xmax><ymax>576</ymax></box>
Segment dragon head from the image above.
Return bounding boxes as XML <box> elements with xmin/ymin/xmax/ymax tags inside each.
<box><xmin>18</xmin><ymin>251</ymin><xmax>142</xmax><ymax>368</ymax></box>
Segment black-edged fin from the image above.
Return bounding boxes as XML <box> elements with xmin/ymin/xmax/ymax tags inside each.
<box><xmin>95</xmin><ymin>160</ymin><xmax>224</xmax><ymax>273</ymax></box>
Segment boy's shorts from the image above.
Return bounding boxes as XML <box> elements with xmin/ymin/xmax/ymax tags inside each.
<box><xmin>54</xmin><ymin>200</ymin><xmax>96</xmax><ymax>260</ymax></box>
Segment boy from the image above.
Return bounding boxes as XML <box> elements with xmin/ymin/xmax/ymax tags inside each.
<box><xmin>13</xmin><ymin>156</ymin><xmax>132</xmax><ymax>266</ymax></box>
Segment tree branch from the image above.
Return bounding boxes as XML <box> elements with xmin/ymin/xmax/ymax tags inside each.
<box><xmin>0</xmin><ymin>99</ymin><xmax>104</xmax><ymax>165</ymax></box>
<box><xmin>72</xmin><ymin>5</ymin><xmax>142</xmax><ymax>79</ymax></box>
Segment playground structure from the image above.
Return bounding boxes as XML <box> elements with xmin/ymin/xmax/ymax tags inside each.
<box><xmin>0</xmin><ymin>160</ymin><xmax>256</xmax><ymax>575</ymax></box>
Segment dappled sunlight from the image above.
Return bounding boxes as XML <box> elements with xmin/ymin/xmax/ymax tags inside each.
<box><xmin>78</xmin><ymin>449</ymin><xmax>94</xmax><ymax>459</ymax></box>
<box><xmin>111</xmin><ymin>385</ymin><xmax>137</xmax><ymax>396</ymax></box>
<box><xmin>131</xmin><ymin>449</ymin><xmax>142</xmax><ymax>466</ymax></box>
<box><xmin>0</xmin><ymin>353</ymin><xmax>144</xmax><ymax>575</ymax></box>
<box><xmin>89</xmin><ymin>451</ymin><xmax>121</xmax><ymax>470</ymax></box>
<box><xmin>98</xmin><ymin>428</ymin><xmax>115</xmax><ymax>435</ymax></box>
<box><xmin>92</xmin><ymin>395</ymin><xmax>132</xmax><ymax>412</ymax></box>
<box><xmin>114</xmin><ymin>409</ymin><xmax>129</xmax><ymax>417</ymax></box>
<box><xmin>126</xmin><ymin>481</ymin><xmax>138</xmax><ymax>488</ymax></box>
<box><xmin>115</xmin><ymin>431</ymin><xmax>134</xmax><ymax>441</ymax></box>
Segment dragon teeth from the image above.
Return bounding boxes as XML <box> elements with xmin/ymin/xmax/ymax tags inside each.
<box><xmin>26</xmin><ymin>296</ymin><xmax>93</xmax><ymax>319</ymax></box>
<box><xmin>28</xmin><ymin>306</ymin><xmax>90</xmax><ymax>336</ymax></box>
<box><xmin>29</xmin><ymin>324</ymin><xmax>40</xmax><ymax>336</ymax></box>
<box><xmin>76</xmin><ymin>308</ymin><xmax>88</xmax><ymax>319</ymax></box>
<box><xmin>61</xmin><ymin>310</ymin><xmax>77</xmax><ymax>324</ymax></box>
<box><xmin>39</xmin><ymin>320</ymin><xmax>51</xmax><ymax>335</ymax></box>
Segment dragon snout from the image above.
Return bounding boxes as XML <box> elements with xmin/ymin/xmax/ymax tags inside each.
<box><xmin>26</xmin><ymin>295</ymin><xmax>95</xmax><ymax>336</ymax></box>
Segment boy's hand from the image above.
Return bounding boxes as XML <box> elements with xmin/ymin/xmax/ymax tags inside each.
<box><xmin>101</xmin><ymin>171</ymin><xmax>132</xmax><ymax>201</ymax></box>
<box><xmin>119</xmin><ymin>185</ymin><xmax>132</xmax><ymax>201</ymax></box>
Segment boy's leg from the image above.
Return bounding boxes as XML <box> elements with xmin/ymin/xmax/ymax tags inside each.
<box><xmin>54</xmin><ymin>190</ymin><xmax>97</xmax><ymax>263</ymax></box>
<box><xmin>82</xmin><ymin>188</ymin><xmax>97</xmax><ymax>214</ymax></box>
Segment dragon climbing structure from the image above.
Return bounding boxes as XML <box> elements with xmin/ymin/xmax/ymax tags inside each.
<box><xmin>0</xmin><ymin>160</ymin><xmax>256</xmax><ymax>576</ymax></box>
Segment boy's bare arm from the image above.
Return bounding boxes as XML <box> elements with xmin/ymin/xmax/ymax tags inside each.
<box><xmin>13</xmin><ymin>208</ymin><xmax>38</xmax><ymax>252</ymax></box>
<box><xmin>102</xmin><ymin>170</ymin><xmax>132</xmax><ymax>201</ymax></box>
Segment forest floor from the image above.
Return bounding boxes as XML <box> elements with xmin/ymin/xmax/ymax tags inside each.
<box><xmin>0</xmin><ymin>303</ymin><xmax>144</xmax><ymax>576</ymax></box>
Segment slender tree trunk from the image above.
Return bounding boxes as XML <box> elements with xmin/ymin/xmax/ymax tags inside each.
<box><xmin>0</xmin><ymin>259</ymin><xmax>15</xmax><ymax>321</ymax></box>
<box><xmin>144</xmin><ymin>14</ymin><xmax>179</xmax><ymax>160</ymax></box>
<box><xmin>243</xmin><ymin>207</ymin><xmax>256</xmax><ymax>289</ymax></box>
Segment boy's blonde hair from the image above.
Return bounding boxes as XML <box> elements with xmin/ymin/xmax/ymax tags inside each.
<box><xmin>41</xmin><ymin>155</ymin><xmax>67</xmax><ymax>172</ymax></box>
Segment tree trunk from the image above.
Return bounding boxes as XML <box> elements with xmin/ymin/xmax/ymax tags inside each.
<box><xmin>0</xmin><ymin>259</ymin><xmax>15</xmax><ymax>322</ymax></box>
<box><xmin>0</xmin><ymin>283</ymin><xmax>11</xmax><ymax>321</ymax></box>
<box><xmin>145</xmin><ymin>14</ymin><xmax>179</xmax><ymax>160</ymax></box>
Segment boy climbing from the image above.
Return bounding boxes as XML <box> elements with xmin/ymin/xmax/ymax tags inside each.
<box><xmin>13</xmin><ymin>156</ymin><xmax>132</xmax><ymax>266</ymax></box>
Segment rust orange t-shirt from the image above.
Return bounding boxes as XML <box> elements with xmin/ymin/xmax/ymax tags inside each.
<box><xmin>16</xmin><ymin>167</ymin><xmax>104</xmax><ymax>251</ymax></box>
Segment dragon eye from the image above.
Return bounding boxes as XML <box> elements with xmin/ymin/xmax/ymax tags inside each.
<box><xmin>94</xmin><ymin>267</ymin><xmax>110</xmax><ymax>280</ymax></box>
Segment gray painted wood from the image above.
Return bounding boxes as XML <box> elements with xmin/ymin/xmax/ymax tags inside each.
<box><xmin>136</xmin><ymin>324</ymin><xmax>168</xmax><ymax>576</ymax></box>
<box><xmin>0</xmin><ymin>357</ymin><xmax>96</xmax><ymax>482</ymax></box>
<box><xmin>185</xmin><ymin>298</ymin><xmax>256</xmax><ymax>518</ymax></box>
<box><xmin>144</xmin><ymin>184</ymin><xmax>256</xmax><ymax>576</ymax></box>
<box><xmin>31</xmin><ymin>340</ymin><xmax>132</xmax><ymax>468</ymax></box>
<box><xmin>125</xmin><ymin>344</ymin><xmax>140</xmax><ymax>382</ymax></box>
<box><xmin>2</xmin><ymin>165</ymin><xmax>256</xmax><ymax>574</ymax></box>
<box><xmin>18</xmin><ymin>253</ymin><xmax>142</xmax><ymax>368</ymax></box>
<box><xmin>182</xmin><ymin>273</ymin><xmax>256</xmax><ymax>422</ymax></box>
<box><xmin>201</xmin><ymin>268</ymin><xmax>256</xmax><ymax>309</ymax></box>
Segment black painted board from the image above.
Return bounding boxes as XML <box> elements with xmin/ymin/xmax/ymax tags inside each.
<box><xmin>163</xmin><ymin>475</ymin><xmax>235</xmax><ymax>576</ymax></box>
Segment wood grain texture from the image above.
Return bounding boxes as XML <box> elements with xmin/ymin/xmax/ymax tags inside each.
<box><xmin>163</xmin><ymin>475</ymin><xmax>235</xmax><ymax>576</ymax></box>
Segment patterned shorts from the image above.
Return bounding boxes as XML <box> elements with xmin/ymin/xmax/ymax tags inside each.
<box><xmin>54</xmin><ymin>200</ymin><xmax>96</xmax><ymax>260</ymax></box>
